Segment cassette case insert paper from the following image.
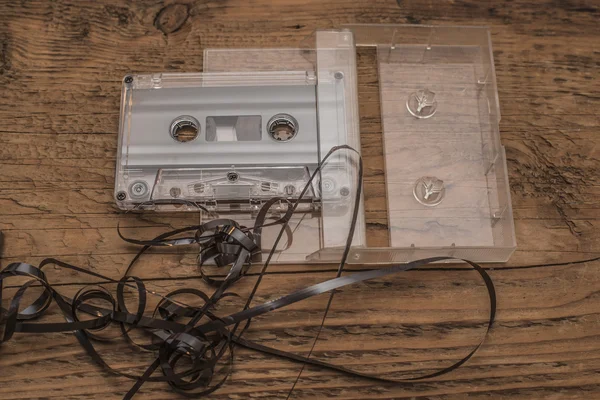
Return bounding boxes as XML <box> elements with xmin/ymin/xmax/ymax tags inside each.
<box><xmin>115</xmin><ymin>25</ymin><xmax>516</xmax><ymax>263</ymax></box>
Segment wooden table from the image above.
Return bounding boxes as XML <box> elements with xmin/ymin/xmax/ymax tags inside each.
<box><xmin>1</xmin><ymin>1</ymin><xmax>599</xmax><ymax>399</ymax></box>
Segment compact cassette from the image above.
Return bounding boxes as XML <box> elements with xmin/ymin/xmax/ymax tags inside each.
<box><xmin>114</xmin><ymin>31</ymin><xmax>367</xmax><ymax>261</ymax></box>
<box><xmin>115</xmin><ymin>72</ymin><xmax>356</xmax><ymax>214</ymax></box>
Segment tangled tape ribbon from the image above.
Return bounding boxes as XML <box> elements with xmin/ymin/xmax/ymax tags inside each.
<box><xmin>0</xmin><ymin>146</ymin><xmax>500</xmax><ymax>398</ymax></box>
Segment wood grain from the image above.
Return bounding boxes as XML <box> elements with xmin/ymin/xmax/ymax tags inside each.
<box><xmin>0</xmin><ymin>0</ymin><xmax>599</xmax><ymax>398</ymax></box>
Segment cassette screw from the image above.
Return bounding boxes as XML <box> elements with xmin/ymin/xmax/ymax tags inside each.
<box><xmin>170</xmin><ymin>187</ymin><xmax>181</xmax><ymax>198</ymax></box>
<box><xmin>227</xmin><ymin>172</ymin><xmax>239</xmax><ymax>183</ymax></box>
<box><xmin>116</xmin><ymin>191</ymin><xmax>127</xmax><ymax>201</ymax></box>
<box><xmin>406</xmin><ymin>88</ymin><xmax>438</xmax><ymax>119</ymax></box>
<box><xmin>124</xmin><ymin>76</ymin><xmax>133</xmax><ymax>84</ymax></box>
<box><xmin>334</xmin><ymin>71</ymin><xmax>344</xmax><ymax>80</ymax></box>
<box><xmin>284</xmin><ymin>185</ymin><xmax>296</xmax><ymax>196</ymax></box>
<box><xmin>340</xmin><ymin>187</ymin><xmax>350</xmax><ymax>197</ymax></box>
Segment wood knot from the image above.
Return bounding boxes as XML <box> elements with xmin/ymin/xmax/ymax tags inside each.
<box><xmin>155</xmin><ymin>4</ymin><xmax>189</xmax><ymax>34</ymax></box>
<box><xmin>105</xmin><ymin>5</ymin><xmax>131</xmax><ymax>26</ymax></box>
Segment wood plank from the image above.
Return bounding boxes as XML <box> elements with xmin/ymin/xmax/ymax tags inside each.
<box><xmin>1</xmin><ymin>262</ymin><xmax>599</xmax><ymax>398</ymax></box>
<box><xmin>0</xmin><ymin>217</ymin><xmax>597</xmax><ymax>264</ymax></box>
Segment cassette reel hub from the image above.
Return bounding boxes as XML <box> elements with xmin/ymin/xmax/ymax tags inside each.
<box><xmin>170</xmin><ymin>115</ymin><xmax>200</xmax><ymax>143</ymax></box>
<box><xmin>227</xmin><ymin>172</ymin><xmax>239</xmax><ymax>183</ymax></box>
<box><xmin>267</xmin><ymin>114</ymin><xmax>299</xmax><ymax>142</ymax></box>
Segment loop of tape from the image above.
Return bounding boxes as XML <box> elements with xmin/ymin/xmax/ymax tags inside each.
<box><xmin>0</xmin><ymin>146</ymin><xmax>501</xmax><ymax>399</ymax></box>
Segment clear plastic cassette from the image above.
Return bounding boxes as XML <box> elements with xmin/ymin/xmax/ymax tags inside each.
<box><xmin>115</xmin><ymin>31</ymin><xmax>366</xmax><ymax>262</ymax></box>
<box><xmin>115</xmin><ymin>75</ymin><xmax>321</xmax><ymax>210</ymax></box>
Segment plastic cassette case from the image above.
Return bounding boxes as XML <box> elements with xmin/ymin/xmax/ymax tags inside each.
<box><xmin>115</xmin><ymin>25</ymin><xmax>516</xmax><ymax>263</ymax></box>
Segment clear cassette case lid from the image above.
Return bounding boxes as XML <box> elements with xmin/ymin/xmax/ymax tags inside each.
<box><xmin>310</xmin><ymin>24</ymin><xmax>516</xmax><ymax>263</ymax></box>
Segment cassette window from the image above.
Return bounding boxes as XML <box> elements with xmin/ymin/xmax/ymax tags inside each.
<box><xmin>206</xmin><ymin>116</ymin><xmax>262</xmax><ymax>142</ymax></box>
